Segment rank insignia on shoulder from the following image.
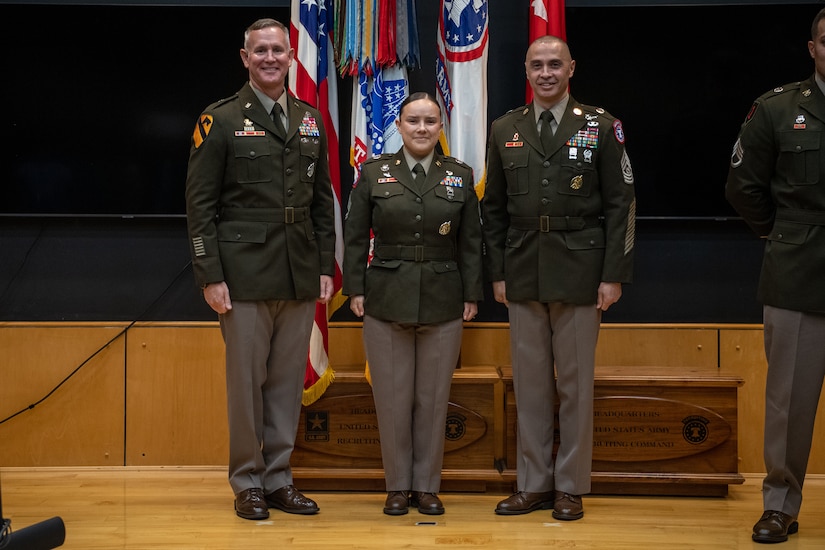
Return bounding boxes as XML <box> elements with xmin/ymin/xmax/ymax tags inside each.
<box><xmin>192</xmin><ymin>114</ymin><xmax>213</xmax><ymax>149</ymax></box>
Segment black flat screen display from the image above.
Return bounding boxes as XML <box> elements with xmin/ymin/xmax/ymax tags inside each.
<box><xmin>0</xmin><ymin>2</ymin><xmax>819</xmax><ymax>217</ymax></box>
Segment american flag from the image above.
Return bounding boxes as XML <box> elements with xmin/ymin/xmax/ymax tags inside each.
<box><xmin>527</xmin><ymin>0</ymin><xmax>566</xmax><ymax>103</ymax></box>
<box><xmin>289</xmin><ymin>0</ymin><xmax>343</xmax><ymax>405</ymax></box>
<box><xmin>436</xmin><ymin>0</ymin><xmax>489</xmax><ymax>200</ymax></box>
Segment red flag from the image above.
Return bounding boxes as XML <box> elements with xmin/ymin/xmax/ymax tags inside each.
<box><xmin>290</xmin><ymin>0</ymin><xmax>343</xmax><ymax>405</ymax></box>
<box><xmin>526</xmin><ymin>0</ymin><xmax>566</xmax><ymax>103</ymax></box>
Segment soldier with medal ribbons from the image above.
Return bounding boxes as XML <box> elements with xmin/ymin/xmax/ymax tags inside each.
<box><xmin>184</xmin><ymin>18</ymin><xmax>335</xmax><ymax>521</ymax></box>
<box><xmin>343</xmin><ymin>92</ymin><xmax>483</xmax><ymax>517</ymax></box>
<box><xmin>482</xmin><ymin>35</ymin><xmax>636</xmax><ymax>521</ymax></box>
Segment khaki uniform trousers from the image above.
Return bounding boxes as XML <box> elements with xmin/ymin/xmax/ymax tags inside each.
<box><xmin>220</xmin><ymin>299</ymin><xmax>315</xmax><ymax>495</ymax></box>
<box><xmin>363</xmin><ymin>314</ymin><xmax>463</xmax><ymax>493</ymax></box>
<box><xmin>508</xmin><ymin>300</ymin><xmax>601</xmax><ymax>495</ymax></box>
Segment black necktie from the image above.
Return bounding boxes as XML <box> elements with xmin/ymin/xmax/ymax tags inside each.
<box><xmin>540</xmin><ymin>109</ymin><xmax>555</xmax><ymax>153</ymax></box>
<box><xmin>412</xmin><ymin>163</ymin><xmax>425</xmax><ymax>180</ymax></box>
<box><xmin>271</xmin><ymin>103</ymin><xmax>286</xmax><ymax>138</ymax></box>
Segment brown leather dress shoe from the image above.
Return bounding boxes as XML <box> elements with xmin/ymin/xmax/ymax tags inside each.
<box><xmin>265</xmin><ymin>484</ymin><xmax>319</xmax><ymax>515</ymax></box>
<box><xmin>383</xmin><ymin>491</ymin><xmax>410</xmax><ymax>516</ymax></box>
<box><xmin>410</xmin><ymin>491</ymin><xmax>444</xmax><ymax>515</ymax></box>
<box><xmin>494</xmin><ymin>491</ymin><xmax>555</xmax><ymax>515</ymax></box>
<box><xmin>752</xmin><ymin>510</ymin><xmax>799</xmax><ymax>543</ymax></box>
<box><xmin>234</xmin><ymin>488</ymin><xmax>269</xmax><ymax>520</ymax></box>
<box><xmin>552</xmin><ymin>491</ymin><xmax>584</xmax><ymax>521</ymax></box>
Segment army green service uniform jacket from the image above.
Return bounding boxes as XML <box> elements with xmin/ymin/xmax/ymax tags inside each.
<box><xmin>482</xmin><ymin>98</ymin><xmax>636</xmax><ymax>304</ymax></box>
<box><xmin>343</xmin><ymin>150</ymin><xmax>483</xmax><ymax>324</ymax></box>
<box><xmin>185</xmin><ymin>83</ymin><xmax>336</xmax><ymax>301</ymax></box>
<box><xmin>726</xmin><ymin>76</ymin><xmax>825</xmax><ymax>314</ymax></box>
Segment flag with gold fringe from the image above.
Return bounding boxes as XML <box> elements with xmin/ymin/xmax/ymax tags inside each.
<box><xmin>436</xmin><ymin>0</ymin><xmax>488</xmax><ymax>201</ymax></box>
<box><xmin>290</xmin><ymin>0</ymin><xmax>343</xmax><ymax>405</ymax></box>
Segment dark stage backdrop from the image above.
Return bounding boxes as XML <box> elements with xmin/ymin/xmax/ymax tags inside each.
<box><xmin>1</xmin><ymin>0</ymin><xmax>820</xmax><ymax>322</ymax></box>
<box><xmin>1</xmin><ymin>1</ymin><xmax>819</xmax><ymax>218</ymax></box>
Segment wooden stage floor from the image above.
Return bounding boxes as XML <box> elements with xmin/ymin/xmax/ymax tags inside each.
<box><xmin>1</xmin><ymin>467</ymin><xmax>823</xmax><ymax>549</ymax></box>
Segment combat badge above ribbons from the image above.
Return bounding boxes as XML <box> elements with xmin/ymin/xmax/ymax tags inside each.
<box><xmin>192</xmin><ymin>114</ymin><xmax>213</xmax><ymax>149</ymax></box>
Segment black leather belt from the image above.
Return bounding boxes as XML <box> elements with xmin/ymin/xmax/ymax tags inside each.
<box><xmin>510</xmin><ymin>216</ymin><xmax>600</xmax><ymax>232</ymax></box>
<box><xmin>220</xmin><ymin>206</ymin><xmax>309</xmax><ymax>223</ymax></box>
<box><xmin>374</xmin><ymin>245</ymin><xmax>455</xmax><ymax>262</ymax></box>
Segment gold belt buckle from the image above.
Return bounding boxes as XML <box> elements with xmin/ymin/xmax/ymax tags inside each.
<box><xmin>540</xmin><ymin>216</ymin><xmax>550</xmax><ymax>232</ymax></box>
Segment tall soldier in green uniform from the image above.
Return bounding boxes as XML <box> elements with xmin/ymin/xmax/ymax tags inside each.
<box><xmin>184</xmin><ymin>18</ymin><xmax>335</xmax><ymax>521</ymax></box>
<box><xmin>483</xmin><ymin>35</ymin><xmax>635</xmax><ymax>521</ymax></box>
<box><xmin>726</xmin><ymin>7</ymin><xmax>825</xmax><ymax>544</ymax></box>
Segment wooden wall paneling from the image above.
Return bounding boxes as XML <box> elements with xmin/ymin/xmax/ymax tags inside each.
<box><xmin>460</xmin><ymin>323</ymin><xmax>511</xmax><ymax>367</ymax></box>
<box><xmin>328</xmin><ymin>323</ymin><xmax>366</xmax><ymax>367</ymax></box>
<box><xmin>125</xmin><ymin>324</ymin><xmax>228</xmax><ymax>466</ymax></box>
<box><xmin>0</xmin><ymin>324</ymin><xmax>126</xmax><ymax>466</ymax></box>
<box><xmin>719</xmin><ymin>328</ymin><xmax>765</xmax><ymax>475</ymax></box>
<box><xmin>596</xmin><ymin>326</ymin><xmax>719</xmax><ymax>369</ymax></box>
<box><xmin>719</xmin><ymin>327</ymin><xmax>825</xmax><ymax>475</ymax></box>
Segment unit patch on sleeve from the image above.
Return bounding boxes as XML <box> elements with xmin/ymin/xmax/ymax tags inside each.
<box><xmin>192</xmin><ymin>114</ymin><xmax>213</xmax><ymax>149</ymax></box>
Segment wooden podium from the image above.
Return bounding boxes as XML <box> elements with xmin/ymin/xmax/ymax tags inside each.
<box><xmin>292</xmin><ymin>365</ymin><xmax>505</xmax><ymax>492</ymax></box>
<box><xmin>292</xmin><ymin>364</ymin><xmax>744</xmax><ymax>496</ymax></box>
<box><xmin>500</xmin><ymin>366</ymin><xmax>745</xmax><ymax>496</ymax></box>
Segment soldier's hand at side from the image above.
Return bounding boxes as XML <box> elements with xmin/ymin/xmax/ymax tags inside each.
<box><xmin>350</xmin><ymin>295</ymin><xmax>365</xmax><ymax>317</ymax></box>
<box><xmin>492</xmin><ymin>280</ymin><xmax>508</xmax><ymax>307</ymax></box>
<box><xmin>203</xmin><ymin>282</ymin><xmax>232</xmax><ymax>314</ymax></box>
<box><xmin>318</xmin><ymin>275</ymin><xmax>334</xmax><ymax>304</ymax></box>
<box><xmin>596</xmin><ymin>282</ymin><xmax>622</xmax><ymax>311</ymax></box>
<box><xmin>463</xmin><ymin>302</ymin><xmax>478</xmax><ymax>321</ymax></box>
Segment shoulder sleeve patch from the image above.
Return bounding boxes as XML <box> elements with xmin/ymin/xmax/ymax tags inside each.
<box><xmin>612</xmin><ymin>119</ymin><xmax>626</xmax><ymax>144</ymax></box>
<box><xmin>192</xmin><ymin>114</ymin><xmax>213</xmax><ymax>149</ymax></box>
<box><xmin>744</xmin><ymin>101</ymin><xmax>759</xmax><ymax>124</ymax></box>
